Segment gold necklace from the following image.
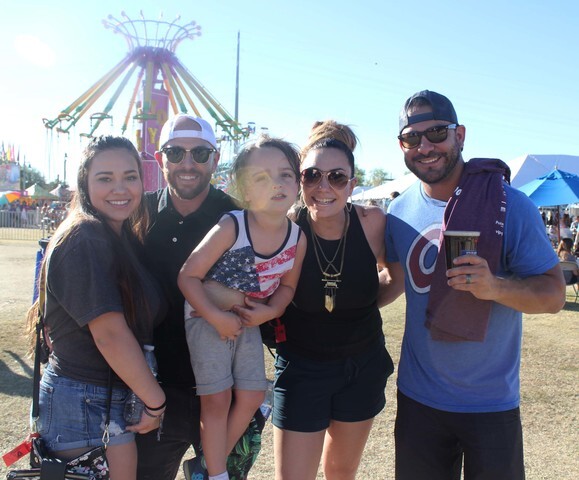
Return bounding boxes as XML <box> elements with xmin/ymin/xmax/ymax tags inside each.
<box><xmin>307</xmin><ymin>209</ymin><xmax>350</xmax><ymax>312</ymax></box>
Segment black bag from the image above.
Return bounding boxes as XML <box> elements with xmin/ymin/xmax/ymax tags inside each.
<box><xmin>6</xmin><ymin>437</ymin><xmax>109</xmax><ymax>479</ymax></box>
<box><xmin>6</xmin><ymin>293</ymin><xmax>111</xmax><ymax>480</ymax></box>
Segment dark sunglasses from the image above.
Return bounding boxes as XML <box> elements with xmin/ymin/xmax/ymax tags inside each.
<box><xmin>398</xmin><ymin>124</ymin><xmax>458</xmax><ymax>149</ymax></box>
<box><xmin>161</xmin><ymin>146</ymin><xmax>217</xmax><ymax>164</ymax></box>
<box><xmin>300</xmin><ymin>167</ymin><xmax>352</xmax><ymax>190</ymax></box>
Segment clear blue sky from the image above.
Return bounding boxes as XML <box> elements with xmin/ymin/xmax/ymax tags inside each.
<box><xmin>1</xmin><ymin>0</ymin><xmax>578</xmax><ymax>185</ymax></box>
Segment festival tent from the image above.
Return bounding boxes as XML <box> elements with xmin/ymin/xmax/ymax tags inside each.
<box><xmin>518</xmin><ymin>169</ymin><xmax>579</xmax><ymax>243</ymax></box>
<box><xmin>25</xmin><ymin>184</ymin><xmax>58</xmax><ymax>201</ymax></box>
<box><xmin>567</xmin><ymin>203</ymin><xmax>579</xmax><ymax>217</ymax></box>
<box><xmin>352</xmin><ymin>154</ymin><xmax>579</xmax><ymax>200</ymax></box>
<box><xmin>50</xmin><ymin>184</ymin><xmax>71</xmax><ymax>200</ymax></box>
<box><xmin>352</xmin><ymin>173</ymin><xmax>418</xmax><ymax>201</ymax></box>
<box><xmin>351</xmin><ymin>185</ymin><xmax>373</xmax><ymax>197</ymax></box>
<box><xmin>507</xmin><ymin>154</ymin><xmax>579</xmax><ymax>188</ymax></box>
<box><xmin>518</xmin><ymin>169</ymin><xmax>579</xmax><ymax>207</ymax></box>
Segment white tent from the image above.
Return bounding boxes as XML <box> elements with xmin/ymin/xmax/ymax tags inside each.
<box><xmin>352</xmin><ymin>154</ymin><xmax>579</xmax><ymax>201</ymax></box>
<box><xmin>565</xmin><ymin>203</ymin><xmax>579</xmax><ymax>217</ymax></box>
<box><xmin>352</xmin><ymin>173</ymin><xmax>418</xmax><ymax>201</ymax></box>
<box><xmin>507</xmin><ymin>154</ymin><xmax>579</xmax><ymax>188</ymax></box>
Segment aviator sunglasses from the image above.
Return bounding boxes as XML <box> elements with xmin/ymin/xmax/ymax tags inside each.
<box><xmin>300</xmin><ymin>167</ymin><xmax>352</xmax><ymax>190</ymax></box>
<box><xmin>161</xmin><ymin>146</ymin><xmax>217</xmax><ymax>164</ymax></box>
<box><xmin>398</xmin><ymin>124</ymin><xmax>458</xmax><ymax>149</ymax></box>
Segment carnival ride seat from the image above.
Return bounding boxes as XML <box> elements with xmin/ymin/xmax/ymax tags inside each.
<box><xmin>560</xmin><ymin>260</ymin><xmax>579</xmax><ymax>303</ymax></box>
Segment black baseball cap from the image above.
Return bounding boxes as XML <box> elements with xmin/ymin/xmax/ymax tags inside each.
<box><xmin>399</xmin><ymin>90</ymin><xmax>458</xmax><ymax>133</ymax></box>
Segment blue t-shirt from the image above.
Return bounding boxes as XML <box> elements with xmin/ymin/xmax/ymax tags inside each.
<box><xmin>386</xmin><ymin>181</ymin><xmax>558</xmax><ymax>413</ymax></box>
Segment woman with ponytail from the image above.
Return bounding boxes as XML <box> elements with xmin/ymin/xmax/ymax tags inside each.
<box><xmin>272</xmin><ymin>121</ymin><xmax>395</xmax><ymax>479</ymax></box>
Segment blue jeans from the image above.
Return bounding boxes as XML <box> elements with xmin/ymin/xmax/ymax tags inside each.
<box><xmin>36</xmin><ymin>364</ymin><xmax>134</xmax><ymax>452</ymax></box>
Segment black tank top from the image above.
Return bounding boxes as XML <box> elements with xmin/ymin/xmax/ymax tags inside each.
<box><xmin>280</xmin><ymin>205</ymin><xmax>383</xmax><ymax>360</ymax></box>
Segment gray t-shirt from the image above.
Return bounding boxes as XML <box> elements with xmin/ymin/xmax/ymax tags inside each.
<box><xmin>45</xmin><ymin>220</ymin><xmax>164</xmax><ymax>386</ymax></box>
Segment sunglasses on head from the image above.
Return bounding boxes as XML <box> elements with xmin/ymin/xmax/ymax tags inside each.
<box><xmin>300</xmin><ymin>167</ymin><xmax>352</xmax><ymax>190</ymax></box>
<box><xmin>398</xmin><ymin>124</ymin><xmax>458</xmax><ymax>149</ymax></box>
<box><xmin>161</xmin><ymin>146</ymin><xmax>217</xmax><ymax>164</ymax></box>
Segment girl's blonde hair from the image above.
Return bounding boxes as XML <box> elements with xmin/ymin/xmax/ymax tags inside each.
<box><xmin>228</xmin><ymin>135</ymin><xmax>300</xmax><ymax>208</ymax></box>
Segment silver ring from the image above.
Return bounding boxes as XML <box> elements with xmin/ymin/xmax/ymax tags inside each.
<box><xmin>466</xmin><ymin>274</ymin><xmax>472</xmax><ymax>284</ymax></box>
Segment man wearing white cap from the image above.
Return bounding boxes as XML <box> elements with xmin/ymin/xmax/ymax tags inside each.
<box><xmin>137</xmin><ymin>114</ymin><xmax>237</xmax><ymax>480</ymax></box>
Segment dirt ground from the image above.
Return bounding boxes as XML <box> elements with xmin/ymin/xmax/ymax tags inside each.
<box><xmin>0</xmin><ymin>239</ymin><xmax>577</xmax><ymax>479</ymax></box>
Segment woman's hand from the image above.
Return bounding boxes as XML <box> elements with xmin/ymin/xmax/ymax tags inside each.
<box><xmin>126</xmin><ymin>406</ymin><xmax>166</xmax><ymax>434</ymax></box>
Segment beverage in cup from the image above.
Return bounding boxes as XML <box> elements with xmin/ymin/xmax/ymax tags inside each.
<box><xmin>443</xmin><ymin>231</ymin><xmax>480</xmax><ymax>269</ymax></box>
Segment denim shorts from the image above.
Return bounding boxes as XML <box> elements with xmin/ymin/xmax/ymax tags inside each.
<box><xmin>272</xmin><ymin>338</ymin><xmax>394</xmax><ymax>432</ymax></box>
<box><xmin>34</xmin><ymin>364</ymin><xmax>135</xmax><ymax>452</ymax></box>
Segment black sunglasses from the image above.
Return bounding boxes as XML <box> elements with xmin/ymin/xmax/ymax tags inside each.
<box><xmin>398</xmin><ymin>124</ymin><xmax>458</xmax><ymax>149</ymax></box>
<box><xmin>300</xmin><ymin>167</ymin><xmax>352</xmax><ymax>190</ymax></box>
<box><xmin>161</xmin><ymin>146</ymin><xmax>217</xmax><ymax>164</ymax></box>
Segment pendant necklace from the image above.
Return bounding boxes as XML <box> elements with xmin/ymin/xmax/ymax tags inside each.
<box><xmin>307</xmin><ymin>209</ymin><xmax>350</xmax><ymax>312</ymax></box>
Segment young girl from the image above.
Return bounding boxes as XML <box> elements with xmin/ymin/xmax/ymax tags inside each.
<box><xmin>177</xmin><ymin>136</ymin><xmax>307</xmax><ymax>480</ymax></box>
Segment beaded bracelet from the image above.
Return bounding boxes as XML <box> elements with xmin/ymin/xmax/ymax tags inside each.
<box><xmin>144</xmin><ymin>400</ymin><xmax>166</xmax><ymax>412</ymax></box>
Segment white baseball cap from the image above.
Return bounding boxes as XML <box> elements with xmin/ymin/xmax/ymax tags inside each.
<box><xmin>158</xmin><ymin>114</ymin><xmax>217</xmax><ymax>149</ymax></box>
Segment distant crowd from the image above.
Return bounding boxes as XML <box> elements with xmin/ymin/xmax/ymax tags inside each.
<box><xmin>0</xmin><ymin>199</ymin><xmax>68</xmax><ymax>230</ymax></box>
<box><xmin>542</xmin><ymin>210</ymin><xmax>579</xmax><ymax>251</ymax></box>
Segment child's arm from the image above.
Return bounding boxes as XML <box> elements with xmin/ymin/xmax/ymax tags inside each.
<box><xmin>177</xmin><ymin>217</ymin><xmax>243</xmax><ymax>340</ymax></box>
<box><xmin>235</xmin><ymin>233</ymin><xmax>307</xmax><ymax>326</ymax></box>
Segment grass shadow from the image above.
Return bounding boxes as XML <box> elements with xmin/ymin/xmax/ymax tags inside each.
<box><xmin>0</xmin><ymin>350</ymin><xmax>33</xmax><ymax>398</ymax></box>
<box><xmin>562</xmin><ymin>300</ymin><xmax>579</xmax><ymax>311</ymax></box>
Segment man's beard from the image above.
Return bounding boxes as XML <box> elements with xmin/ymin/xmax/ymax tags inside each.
<box><xmin>166</xmin><ymin>168</ymin><xmax>212</xmax><ymax>200</ymax></box>
<box><xmin>404</xmin><ymin>142</ymin><xmax>462</xmax><ymax>185</ymax></box>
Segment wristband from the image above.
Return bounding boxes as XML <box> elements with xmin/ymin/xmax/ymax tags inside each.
<box><xmin>144</xmin><ymin>400</ymin><xmax>166</xmax><ymax>411</ymax></box>
<box><xmin>143</xmin><ymin>408</ymin><xmax>165</xmax><ymax>419</ymax></box>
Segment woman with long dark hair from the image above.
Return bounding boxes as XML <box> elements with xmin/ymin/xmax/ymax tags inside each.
<box><xmin>29</xmin><ymin>136</ymin><xmax>166</xmax><ymax>479</ymax></box>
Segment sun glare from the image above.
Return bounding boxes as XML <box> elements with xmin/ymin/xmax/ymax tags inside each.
<box><xmin>14</xmin><ymin>35</ymin><xmax>56</xmax><ymax>68</ymax></box>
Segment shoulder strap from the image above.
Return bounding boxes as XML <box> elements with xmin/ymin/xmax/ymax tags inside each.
<box><xmin>31</xmin><ymin>267</ymin><xmax>47</xmax><ymax>423</ymax></box>
<box><xmin>31</xmin><ymin>264</ymin><xmax>112</xmax><ymax>442</ymax></box>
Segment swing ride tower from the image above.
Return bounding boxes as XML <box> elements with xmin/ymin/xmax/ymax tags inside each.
<box><xmin>42</xmin><ymin>11</ymin><xmax>247</xmax><ymax>191</ymax></box>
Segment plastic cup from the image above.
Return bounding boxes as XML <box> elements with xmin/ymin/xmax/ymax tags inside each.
<box><xmin>443</xmin><ymin>230</ymin><xmax>480</xmax><ymax>269</ymax></box>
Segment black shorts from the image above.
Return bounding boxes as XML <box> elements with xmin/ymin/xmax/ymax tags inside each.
<box><xmin>395</xmin><ymin>391</ymin><xmax>525</xmax><ymax>480</ymax></box>
<box><xmin>272</xmin><ymin>340</ymin><xmax>394</xmax><ymax>432</ymax></box>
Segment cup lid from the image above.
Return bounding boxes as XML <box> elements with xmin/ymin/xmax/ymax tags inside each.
<box><xmin>443</xmin><ymin>230</ymin><xmax>481</xmax><ymax>237</ymax></box>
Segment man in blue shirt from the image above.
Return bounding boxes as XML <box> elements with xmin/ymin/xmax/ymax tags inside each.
<box><xmin>385</xmin><ymin>91</ymin><xmax>565</xmax><ymax>479</ymax></box>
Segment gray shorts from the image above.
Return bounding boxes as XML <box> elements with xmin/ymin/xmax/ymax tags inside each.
<box><xmin>184</xmin><ymin>315</ymin><xmax>267</xmax><ymax>395</ymax></box>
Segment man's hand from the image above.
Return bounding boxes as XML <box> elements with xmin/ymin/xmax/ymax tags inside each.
<box><xmin>446</xmin><ymin>254</ymin><xmax>498</xmax><ymax>300</ymax></box>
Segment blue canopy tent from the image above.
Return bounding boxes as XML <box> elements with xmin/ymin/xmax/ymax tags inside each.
<box><xmin>518</xmin><ymin>169</ymin><xmax>579</xmax><ymax>243</ymax></box>
<box><xmin>518</xmin><ymin>169</ymin><xmax>579</xmax><ymax>207</ymax></box>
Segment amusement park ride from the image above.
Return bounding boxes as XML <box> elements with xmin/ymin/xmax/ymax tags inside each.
<box><xmin>42</xmin><ymin>11</ymin><xmax>250</xmax><ymax>191</ymax></box>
